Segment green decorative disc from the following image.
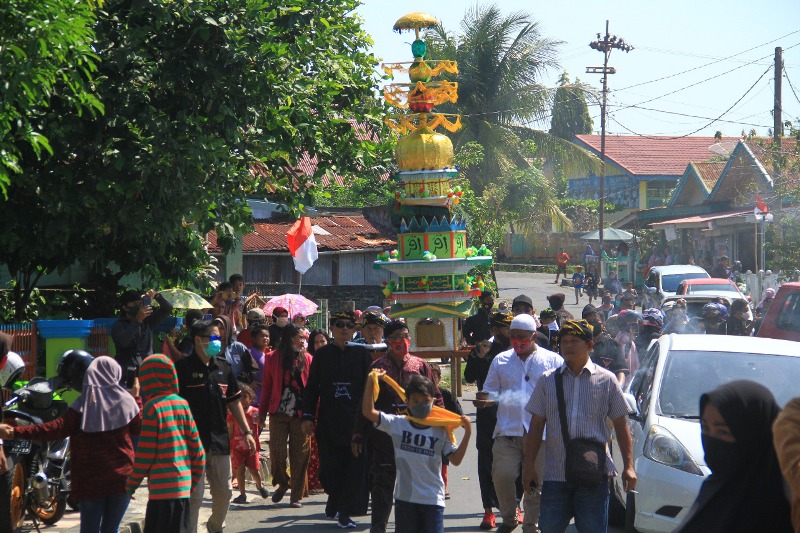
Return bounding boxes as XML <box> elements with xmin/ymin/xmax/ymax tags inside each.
<box><xmin>411</xmin><ymin>39</ymin><xmax>427</xmax><ymax>59</ymax></box>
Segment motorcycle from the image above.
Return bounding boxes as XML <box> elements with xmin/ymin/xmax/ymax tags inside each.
<box><xmin>0</xmin><ymin>374</ymin><xmax>71</xmax><ymax>533</ymax></box>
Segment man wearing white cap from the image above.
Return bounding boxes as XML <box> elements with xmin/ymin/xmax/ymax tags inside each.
<box><xmin>483</xmin><ymin>314</ymin><xmax>562</xmax><ymax>533</ymax></box>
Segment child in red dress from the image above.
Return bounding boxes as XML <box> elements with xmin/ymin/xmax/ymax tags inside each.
<box><xmin>228</xmin><ymin>384</ymin><xmax>268</xmax><ymax>503</ymax></box>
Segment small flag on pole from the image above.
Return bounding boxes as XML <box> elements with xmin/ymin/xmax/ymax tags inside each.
<box><xmin>755</xmin><ymin>195</ymin><xmax>769</xmax><ymax>216</ymax></box>
<box><xmin>287</xmin><ymin>216</ymin><xmax>318</xmax><ymax>274</ymax></box>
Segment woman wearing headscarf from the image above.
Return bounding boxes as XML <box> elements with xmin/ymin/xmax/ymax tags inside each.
<box><xmin>676</xmin><ymin>380</ymin><xmax>792</xmax><ymax>533</ymax></box>
<box><xmin>0</xmin><ymin>356</ymin><xmax>142</xmax><ymax>533</ymax></box>
<box><xmin>753</xmin><ymin>288</ymin><xmax>777</xmax><ymax>335</ymax></box>
<box><xmin>213</xmin><ymin>315</ymin><xmax>258</xmax><ymax>384</ymax></box>
<box><xmin>259</xmin><ymin>324</ymin><xmax>313</xmax><ymax>507</ymax></box>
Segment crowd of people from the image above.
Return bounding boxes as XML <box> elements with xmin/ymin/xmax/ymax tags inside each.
<box><xmin>1</xmin><ymin>265</ymin><xmax>799</xmax><ymax>533</ymax></box>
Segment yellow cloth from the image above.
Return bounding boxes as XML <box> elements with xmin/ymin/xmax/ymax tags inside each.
<box><xmin>369</xmin><ymin>370</ymin><xmax>461</xmax><ymax>443</ymax></box>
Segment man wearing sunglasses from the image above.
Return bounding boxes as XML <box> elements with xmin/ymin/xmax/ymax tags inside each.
<box><xmin>302</xmin><ymin>311</ymin><xmax>372</xmax><ymax>529</ymax></box>
<box><xmin>175</xmin><ymin>319</ymin><xmax>257</xmax><ymax>533</ymax></box>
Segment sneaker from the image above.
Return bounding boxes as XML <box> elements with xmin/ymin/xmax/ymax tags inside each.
<box><xmin>516</xmin><ymin>508</ymin><xmax>524</xmax><ymax>525</ymax></box>
<box><xmin>258</xmin><ymin>487</ymin><xmax>269</xmax><ymax>499</ymax></box>
<box><xmin>290</xmin><ymin>501</ymin><xmax>303</xmax><ymax>508</ymax></box>
<box><xmin>232</xmin><ymin>494</ymin><xmax>247</xmax><ymax>504</ymax></box>
<box><xmin>479</xmin><ymin>511</ymin><xmax>497</xmax><ymax>530</ymax></box>
<box><xmin>325</xmin><ymin>511</ymin><xmax>340</xmax><ymax>520</ymax></box>
<box><xmin>337</xmin><ymin>516</ymin><xmax>357</xmax><ymax>529</ymax></box>
<box><xmin>271</xmin><ymin>485</ymin><xmax>288</xmax><ymax>503</ymax></box>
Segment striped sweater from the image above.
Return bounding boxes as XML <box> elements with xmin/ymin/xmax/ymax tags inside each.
<box><xmin>126</xmin><ymin>354</ymin><xmax>206</xmax><ymax>499</ymax></box>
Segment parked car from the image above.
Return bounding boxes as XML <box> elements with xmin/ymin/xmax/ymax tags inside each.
<box><xmin>756</xmin><ymin>282</ymin><xmax>800</xmax><ymax>342</ymax></box>
<box><xmin>676</xmin><ymin>278</ymin><xmax>744</xmax><ymax>298</ymax></box>
<box><xmin>610</xmin><ymin>334</ymin><xmax>800</xmax><ymax>532</ymax></box>
<box><xmin>642</xmin><ymin>265</ymin><xmax>710</xmax><ymax>309</ymax></box>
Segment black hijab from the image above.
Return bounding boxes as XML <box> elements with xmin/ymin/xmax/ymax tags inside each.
<box><xmin>677</xmin><ymin>380</ymin><xmax>791</xmax><ymax>533</ymax></box>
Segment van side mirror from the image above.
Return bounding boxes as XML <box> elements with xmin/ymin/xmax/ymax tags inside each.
<box><xmin>625</xmin><ymin>393</ymin><xmax>641</xmax><ymax>420</ymax></box>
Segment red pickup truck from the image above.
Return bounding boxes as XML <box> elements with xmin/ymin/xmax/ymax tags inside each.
<box><xmin>756</xmin><ymin>282</ymin><xmax>800</xmax><ymax>342</ymax></box>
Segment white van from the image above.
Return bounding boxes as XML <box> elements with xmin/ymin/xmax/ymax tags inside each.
<box><xmin>642</xmin><ymin>265</ymin><xmax>710</xmax><ymax>308</ymax></box>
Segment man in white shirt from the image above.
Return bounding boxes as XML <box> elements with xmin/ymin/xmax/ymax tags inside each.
<box><xmin>484</xmin><ymin>314</ymin><xmax>562</xmax><ymax>533</ymax></box>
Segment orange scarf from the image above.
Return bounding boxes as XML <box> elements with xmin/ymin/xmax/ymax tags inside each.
<box><xmin>369</xmin><ymin>370</ymin><xmax>462</xmax><ymax>443</ymax></box>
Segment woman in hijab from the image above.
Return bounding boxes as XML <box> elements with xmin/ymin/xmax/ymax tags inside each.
<box><xmin>0</xmin><ymin>356</ymin><xmax>142</xmax><ymax>533</ymax></box>
<box><xmin>213</xmin><ymin>315</ymin><xmax>258</xmax><ymax>384</ymax></box>
<box><xmin>753</xmin><ymin>288</ymin><xmax>777</xmax><ymax>335</ymax></box>
<box><xmin>676</xmin><ymin>380</ymin><xmax>792</xmax><ymax>533</ymax></box>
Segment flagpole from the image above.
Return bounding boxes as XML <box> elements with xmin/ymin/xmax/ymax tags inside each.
<box><xmin>298</xmin><ymin>272</ymin><xmax>303</xmax><ymax>294</ymax></box>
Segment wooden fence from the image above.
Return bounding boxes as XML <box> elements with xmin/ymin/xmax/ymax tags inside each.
<box><xmin>0</xmin><ymin>323</ymin><xmax>37</xmax><ymax>380</ymax></box>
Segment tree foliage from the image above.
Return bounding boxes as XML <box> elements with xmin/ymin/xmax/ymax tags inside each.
<box><xmin>425</xmin><ymin>4</ymin><xmax>598</xmax><ymax>196</ymax></box>
<box><xmin>0</xmin><ymin>0</ymin><xmax>103</xmax><ymax>197</ymax></box>
<box><xmin>0</xmin><ymin>0</ymin><xmax>389</xmax><ymax>319</ymax></box>
<box><xmin>550</xmin><ymin>72</ymin><xmax>593</xmax><ymax>140</ymax></box>
<box><xmin>558</xmin><ymin>198</ymin><xmax>617</xmax><ymax>233</ymax></box>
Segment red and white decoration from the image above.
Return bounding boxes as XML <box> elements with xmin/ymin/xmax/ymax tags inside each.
<box><xmin>286</xmin><ymin>216</ymin><xmax>318</xmax><ymax>274</ymax></box>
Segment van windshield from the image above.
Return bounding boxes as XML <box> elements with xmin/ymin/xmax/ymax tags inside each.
<box><xmin>662</xmin><ymin>273</ymin><xmax>709</xmax><ymax>292</ymax></box>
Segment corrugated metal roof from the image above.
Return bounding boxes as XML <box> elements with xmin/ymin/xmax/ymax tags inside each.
<box><xmin>574</xmin><ymin>134</ymin><xmax>739</xmax><ymax>176</ymax></box>
<box><xmin>208</xmin><ymin>214</ymin><xmax>396</xmax><ymax>253</ymax></box>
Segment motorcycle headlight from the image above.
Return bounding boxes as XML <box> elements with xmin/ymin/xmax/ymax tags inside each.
<box><xmin>643</xmin><ymin>425</ymin><xmax>703</xmax><ymax>476</ymax></box>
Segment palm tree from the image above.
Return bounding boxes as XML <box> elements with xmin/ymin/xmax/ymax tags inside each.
<box><xmin>426</xmin><ymin>3</ymin><xmax>598</xmax><ymax>226</ymax></box>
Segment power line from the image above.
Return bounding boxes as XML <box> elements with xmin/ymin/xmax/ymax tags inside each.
<box><xmin>616</xmin><ymin>29</ymin><xmax>800</xmax><ymax>92</ymax></box>
<box><xmin>784</xmin><ymin>65</ymin><xmax>800</xmax><ymax>106</ymax></box>
<box><xmin>608</xmin><ymin>65</ymin><xmax>773</xmax><ymax>139</ymax></box>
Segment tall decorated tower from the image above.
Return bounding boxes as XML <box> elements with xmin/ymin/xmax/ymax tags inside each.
<box><xmin>375</xmin><ymin>12</ymin><xmax>492</xmax><ymax>367</ymax></box>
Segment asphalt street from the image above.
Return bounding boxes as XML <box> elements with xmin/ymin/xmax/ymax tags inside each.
<box><xmin>40</xmin><ymin>272</ymin><xmax>622</xmax><ymax>533</ymax></box>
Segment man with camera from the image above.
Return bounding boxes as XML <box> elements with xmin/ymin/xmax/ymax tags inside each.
<box><xmin>111</xmin><ymin>289</ymin><xmax>173</xmax><ymax>386</ymax></box>
<box><xmin>523</xmin><ymin>320</ymin><xmax>636</xmax><ymax>533</ymax></box>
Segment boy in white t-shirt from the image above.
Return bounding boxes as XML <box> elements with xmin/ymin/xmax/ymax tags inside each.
<box><xmin>362</xmin><ymin>371</ymin><xmax>471</xmax><ymax>533</ymax></box>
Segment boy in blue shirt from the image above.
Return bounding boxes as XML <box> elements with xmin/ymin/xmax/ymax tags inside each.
<box><xmin>362</xmin><ymin>372</ymin><xmax>471</xmax><ymax>533</ymax></box>
<box><xmin>572</xmin><ymin>265</ymin><xmax>585</xmax><ymax>304</ymax></box>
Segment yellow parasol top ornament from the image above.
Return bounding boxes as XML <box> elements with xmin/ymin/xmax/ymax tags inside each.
<box><xmin>393</xmin><ymin>12</ymin><xmax>439</xmax><ymax>33</ymax></box>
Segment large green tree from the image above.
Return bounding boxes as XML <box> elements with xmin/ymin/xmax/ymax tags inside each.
<box><xmin>425</xmin><ymin>3</ymin><xmax>597</xmax><ymax>198</ymax></box>
<box><xmin>550</xmin><ymin>72</ymin><xmax>593</xmax><ymax>140</ymax></box>
<box><xmin>0</xmin><ymin>0</ymin><xmax>103</xmax><ymax>197</ymax></box>
<box><xmin>0</xmin><ymin>0</ymin><xmax>390</xmax><ymax>319</ymax></box>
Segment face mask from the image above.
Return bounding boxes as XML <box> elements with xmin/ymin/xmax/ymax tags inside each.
<box><xmin>702</xmin><ymin>433</ymin><xmax>743</xmax><ymax>477</ymax></box>
<box><xmin>408</xmin><ymin>401</ymin><xmax>432</xmax><ymax>419</ymax></box>
<box><xmin>276</xmin><ymin>317</ymin><xmax>289</xmax><ymax>327</ymax></box>
<box><xmin>511</xmin><ymin>338</ymin><xmax>533</xmax><ymax>354</ymax></box>
<box><xmin>494</xmin><ymin>333</ymin><xmax>510</xmax><ymax>347</ymax></box>
<box><xmin>388</xmin><ymin>338</ymin><xmax>411</xmax><ymax>356</ymax></box>
<box><xmin>548</xmin><ymin>321</ymin><xmax>559</xmax><ymax>331</ymax></box>
<box><xmin>204</xmin><ymin>338</ymin><xmax>222</xmax><ymax>357</ymax></box>
<box><xmin>589</xmin><ymin>320</ymin><xmax>603</xmax><ymax>335</ymax></box>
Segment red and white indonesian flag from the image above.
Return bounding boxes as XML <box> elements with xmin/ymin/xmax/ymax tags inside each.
<box><xmin>755</xmin><ymin>195</ymin><xmax>769</xmax><ymax>215</ymax></box>
<box><xmin>287</xmin><ymin>216</ymin><xmax>318</xmax><ymax>274</ymax></box>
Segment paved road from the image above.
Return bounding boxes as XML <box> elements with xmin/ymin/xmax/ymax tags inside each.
<box><xmin>38</xmin><ymin>271</ymin><xmax>621</xmax><ymax>533</ymax></box>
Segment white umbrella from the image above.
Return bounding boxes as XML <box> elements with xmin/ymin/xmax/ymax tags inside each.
<box><xmin>580</xmin><ymin>228</ymin><xmax>634</xmax><ymax>242</ymax></box>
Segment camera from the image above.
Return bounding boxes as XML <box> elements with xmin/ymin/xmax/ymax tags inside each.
<box><xmin>142</xmin><ymin>295</ymin><xmax>152</xmax><ymax>307</ymax></box>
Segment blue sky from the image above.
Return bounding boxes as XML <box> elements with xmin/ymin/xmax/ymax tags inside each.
<box><xmin>356</xmin><ymin>0</ymin><xmax>800</xmax><ymax>138</ymax></box>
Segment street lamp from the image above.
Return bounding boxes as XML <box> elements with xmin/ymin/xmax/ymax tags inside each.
<box><xmin>587</xmin><ymin>21</ymin><xmax>633</xmax><ymax>253</ymax></box>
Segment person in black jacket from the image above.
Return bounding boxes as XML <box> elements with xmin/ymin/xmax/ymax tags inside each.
<box><xmin>583</xmin><ymin>305</ymin><xmax>628</xmax><ymax>385</ymax></box>
<box><xmin>462</xmin><ymin>290</ymin><xmax>495</xmax><ymax>347</ymax></box>
<box><xmin>536</xmin><ymin>308</ymin><xmax>559</xmax><ymax>351</ymax></box>
<box><xmin>301</xmin><ymin>310</ymin><xmax>371</xmax><ymax>529</ymax></box>
<box><xmin>464</xmin><ymin>310</ymin><xmax>513</xmax><ymax>530</ymax></box>
<box><xmin>112</xmin><ymin>289</ymin><xmax>173</xmax><ymax>385</ymax></box>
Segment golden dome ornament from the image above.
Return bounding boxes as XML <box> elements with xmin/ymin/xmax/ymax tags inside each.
<box><xmin>395</xmin><ymin>127</ymin><xmax>454</xmax><ymax>171</ymax></box>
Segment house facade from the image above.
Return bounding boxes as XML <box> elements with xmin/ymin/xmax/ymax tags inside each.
<box><xmin>568</xmin><ymin>134</ymin><xmax>738</xmax><ymax>209</ymax></box>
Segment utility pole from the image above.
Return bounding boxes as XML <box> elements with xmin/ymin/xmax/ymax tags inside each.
<box><xmin>587</xmin><ymin>21</ymin><xmax>633</xmax><ymax>253</ymax></box>
<box><xmin>774</xmin><ymin>47</ymin><xmax>783</xmax><ymax>143</ymax></box>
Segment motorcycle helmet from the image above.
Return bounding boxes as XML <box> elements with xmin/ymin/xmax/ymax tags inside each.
<box><xmin>701</xmin><ymin>303</ymin><xmax>729</xmax><ymax>323</ymax></box>
<box><xmin>0</xmin><ymin>351</ymin><xmax>26</xmax><ymax>390</ymax></box>
<box><xmin>56</xmin><ymin>349</ymin><xmax>95</xmax><ymax>391</ymax></box>
<box><xmin>642</xmin><ymin>308</ymin><xmax>665</xmax><ymax>329</ymax></box>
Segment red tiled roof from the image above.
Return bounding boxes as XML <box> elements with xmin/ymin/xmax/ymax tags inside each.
<box><xmin>692</xmin><ymin>161</ymin><xmax>726</xmax><ymax>191</ymax></box>
<box><xmin>207</xmin><ymin>214</ymin><xmax>396</xmax><ymax>254</ymax></box>
<box><xmin>574</xmin><ymin>134</ymin><xmax>739</xmax><ymax>176</ymax></box>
